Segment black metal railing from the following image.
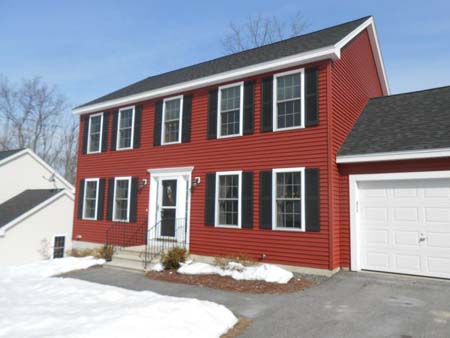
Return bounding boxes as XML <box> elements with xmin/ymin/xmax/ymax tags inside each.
<box><xmin>105</xmin><ymin>217</ymin><xmax>148</xmax><ymax>250</ymax></box>
<box><xmin>144</xmin><ymin>218</ymin><xmax>187</xmax><ymax>267</ymax></box>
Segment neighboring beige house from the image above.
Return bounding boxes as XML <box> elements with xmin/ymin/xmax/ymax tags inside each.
<box><xmin>0</xmin><ymin>149</ymin><xmax>74</xmax><ymax>265</ymax></box>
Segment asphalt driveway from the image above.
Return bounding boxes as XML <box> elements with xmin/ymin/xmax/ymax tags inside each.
<box><xmin>64</xmin><ymin>267</ymin><xmax>450</xmax><ymax>338</ymax></box>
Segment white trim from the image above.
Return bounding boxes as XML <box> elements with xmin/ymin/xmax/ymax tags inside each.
<box><xmin>0</xmin><ymin>190</ymin><xmax>73</xmax><ymax>237</ymax></box>
<box><xmin>337</xmin><ymin>147</ymin><xmax>450</xmax><ymax>164</ymax></box>
<box><xmin>112</xmin><ymin>176</ymin><xmax>132</xmax><ymax>222</ymax></box>
<box><xmin>273</xmin><ymin>69</ymin><xmax>305</xmax><ymax>131</ymax></box>
<box><xmin>0</xmin><ymin>149</ymin><xmax>74</xmax><ymax>194</ymax></box>
<box><xmin>349</xmin><ymin>170</ymin><xmax>450</xmax><ymax>272</ymax></box>
<box><xmin>86</xmin><ymin>112</ymin><xmax>104</xmax><ymax>154</ymax></box>
<box><xmin>214</xmin><ymin>171</ymin><xmax>242</xmax><ymax>228</ymax></box>
<box><xmin>73</xmin><ymin>17</ymin><xmax>389</xmax><ymax>115</ymax></box>
<box><xmin>116</xmin><ymin>106</ymin><xmax>135</xmax><ymax>151</ymax></box>
<box><xmin>161</xmin><ymin>95</ymin><xmax>184</xmax><ymax>145</ymax></box>
<box><xmin>217</xmin><ymin>82</ymin><xmax>244</xmax><ymax>138</ymax></box>
<box><xmin>272</xmin><ymin>167</ymin><xmax>306</xmax><ymax>232</ymax></box>
<box><xmin>82</xmin><ymin>178</ymin><xmax>99</xmax><ymax>220</ymax></box>
<box><xmin>148</xmin><ymin>167</ymin><xmax>194</xmax><ymax>175</ymax></box>
<box><xmin>52</xmin><ymin>234</ymin><xmax>67</xmax><ymax>259</ymax></box>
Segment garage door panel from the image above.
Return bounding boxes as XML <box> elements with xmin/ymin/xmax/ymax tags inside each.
<box><xmin>357</xmin><ymin>177</ymin><xmax>450</xmax><ymax>279</ymax></box>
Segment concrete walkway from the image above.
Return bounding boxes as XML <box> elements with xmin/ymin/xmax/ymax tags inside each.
<box><xmin>64</xmin><ymin>267</ymin><xmax>450</xmax><ymax>338</ymax></box>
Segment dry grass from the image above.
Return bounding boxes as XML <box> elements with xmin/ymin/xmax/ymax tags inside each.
<box><xmin>213</xmin><ymin>253</ymin><xmax>257</xmax><ymax>269</ymax></box>
<box><xmin>68</xmin><ymin>244</ymin><xmax>115</xmax><ymax>260</ymax></box>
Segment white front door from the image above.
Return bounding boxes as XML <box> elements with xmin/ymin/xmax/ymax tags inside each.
<box><xmin>356</xmin><ymin>178</ymin><xmax>450</xmax><ymax>279</ymax></box>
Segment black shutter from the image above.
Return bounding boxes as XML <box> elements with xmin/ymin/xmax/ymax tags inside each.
<box><xmin>77</xmin><ymin>179</ymin><xmax>85</xmax><ymax>219</ymax></box>
<box><xmin>133</xmin><ymin>105</ymin><xmax>142</xmax><ymax>148</ymax></box>
<box><xmin>259</xmin><ymin>171</ymin><xmax>272</xmax><ymax>229</ymax></box>
<box><xmin>207</xmin><ymin>89</ymin><xmax>218</xmax><ymax>139</ymax></box>
<box><xmin>261</xmin><ymin>76</ymin><xmax>273</xmax><ymax>132</ymax></box>
<box><xmin>81</xmin><ymin>116</ymin><xmax>89</xmax><ymax>154</ymax></box>
<box><xmin>129</xmin><ymin>177</ymin><xmax>139</xmax><ymax>222</ymax></box>
<box><xmin>305</xmin><ymin>68</ymin><xmax>319</xmax><ymax>127</ymax></box>
<box><xmin>154</xmin><ymin>100</ymin><xmax>163</xmax><ymax>146</ymax></box>
<box><xmin>101</xmin><ymin>112</ymin><xmax>109</xmax><ymax>152</ymax></box>
<box><xmin>106</xmin><ymin>178</ymin><xmax>115</xmax><ymax>221</ymax></box>
<box><xmin>243</xmin><ymin>81</ymin><xmax>255</xmax><ymax>135</ymax></box>
<box><xmin>182</xmin><ymin>94</ymin><xmax>192</xmax><ymax>143</ymax></box>
<box><xmin>97</xmin><ymin>178</ymin><xmax>106</xmax><ymax>220</ymax></box>
<box><xmin>305</xmin><ymin>168</ymin><xmax>320</xmax><ymax>232</ymax></box>
<box><xmin>205</xmin><ymin>173</ymin><xmax>216</xmax><ymax>226</ymax></box>
<box><xmin>242</xmin><ymin>171</ymin><xmax>253</xmax><ymax>228</ymax></box>
<box><xmin>110</xmin><ymin>111</ymin><xmax>118</xmax><ymax>151</ymax></box>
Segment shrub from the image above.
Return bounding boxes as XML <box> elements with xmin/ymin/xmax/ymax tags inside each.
<box><xmin>161</xmin><ymin>247</ymin><xmax>188</xmax><ymax>269</ymax></box>
<box><xmin>214</xmin><ymin>253</ymin><xmax>256</xmax><ymax>269</ymax></box>
<box><xmin>97</xmin><ymin>244</ymin><xmax>115</xmax><ymax>261</ymax></box>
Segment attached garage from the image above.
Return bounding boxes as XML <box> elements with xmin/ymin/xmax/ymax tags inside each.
<box><xmin>338</xmin><ymin>86</ymin><xmax>450</xmax><ymax>279</ymax></box>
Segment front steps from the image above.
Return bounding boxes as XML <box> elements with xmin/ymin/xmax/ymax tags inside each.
<box><xmin>105</xmin><ymin>245</ymin><xmax>159</xmax><ymax>272</ymax></box>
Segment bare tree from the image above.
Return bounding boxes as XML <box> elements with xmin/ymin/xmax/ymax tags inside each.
<box><xmin>0</xmin><ymin>75</ymin><xmax>78</xmax><ymax>182</ymax></box>
<box><xmin>221</xmin><ymin>11</ymin><xmax>308</xmax><ymax>53</ymax></box>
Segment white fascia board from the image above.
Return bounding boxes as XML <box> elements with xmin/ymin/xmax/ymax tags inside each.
<box><xmin>0</xmin><ymin>190</ymin><xmax>72</xmax><ymax>237</ymax></box>
<box><xmin>74</xmin><ymin>16</ymin><xmax>389</xmax><ymax>115</ymax></box>
<box><xmin>337</xmin><ymin>147</ymin><xmax>450</xmax><ymax>164</ymax></box>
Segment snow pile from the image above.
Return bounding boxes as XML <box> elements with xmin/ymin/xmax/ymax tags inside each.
<box><xmin>0</xmin><ymin>258</ymin><xmax>237</xmax><ymax>338</ymax></box>
<box><xmin>178</xmin><ymin>261</ymin><xmax>294</xmax><ymax>284</ymax></box>
<box><xmin>150</xmin><ymin>262</ymin><xmax>165</xmax><ymax>272</ymax></box>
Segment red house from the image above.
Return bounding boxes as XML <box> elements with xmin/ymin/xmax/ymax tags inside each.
<box><xmin>72</xmin><ymin>16</ymin><xmax>450</xmax><ymax>279</ymax></box>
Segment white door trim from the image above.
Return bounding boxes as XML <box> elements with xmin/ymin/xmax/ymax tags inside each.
<box><xmin>148</xmin><ymin>167</ymin><xmax>193</xmax><ymax>248</ymax></box>
<box><xmin>349</xmin><ymin>170</ymin><xmax>450</xmax><ymax>272</ymax></box>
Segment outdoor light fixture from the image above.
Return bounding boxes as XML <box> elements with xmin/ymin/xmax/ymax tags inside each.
<box><xmin>192</xmin><ymin>177</ymin><xmax>201</xmax><ymax>187</ymax></box>
<box><xmin>139</xmin><ymin>178</ymin><xmax>148</xmax><ymax>190</ymax></box>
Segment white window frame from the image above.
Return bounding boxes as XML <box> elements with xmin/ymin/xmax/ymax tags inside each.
<box><xmin>52</xmin><ymin>234</ymin><xmax>66</xmax><ymax>259</ymax></box>
<box><xmin>112</xmin><ymin>176</ymin><xmax>132</xmax><ymax>222</ymax></box>
<box><xmin>82</xmin><ymin>178</ymin><xmax>100</xmax><ymax>220</ymax></box>
<box><xmin>273</xmin><ymin>69</ymin><xmax>305</xmax><ymax>131</ymax></box>
<box><xmin>161</xmin><ymin>95</ymin><xmax>184</xmax><ymax>145</ymax></box>
<box><xmin>87</xmin><ymin>112</ymin><xmax>104</xmax><ymax>154</ymax></box>
<box><xmin>116</xmin><ymin>106</ymin><xmax>135</xmax><ymax>150</ymax></box>
<box><xmin>215</xmin><ymin>171</ymin><xmax>242</xmax><ymax>228</ymax></box>
<box><xmin>217</xmin><ymin>82</ymin><xmax>244</xmax><ymax>138</ymax></box>
<box><xmin>272</xmin><ymin>167</ymin><xmax>306</xmax><ymax>232</ymax></box>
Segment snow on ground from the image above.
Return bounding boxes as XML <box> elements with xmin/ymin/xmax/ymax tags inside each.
<box><xmin>178</xmin><ymin>261</ymin><xmax>294</xmax><ymax>284</ymax></box>
<box><xmin>0</xmin><ymin>257</ymin><xmax>237</xmax><ymax>338</ymax></box>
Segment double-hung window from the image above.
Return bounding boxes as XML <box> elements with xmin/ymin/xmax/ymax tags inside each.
<box><xmin>162</xmin><ymin>96</ymin><xmax>183</xmax><ymax>145</ymax></box>
<box><xmin>113</xmin><ymin>177</ymin><xmax>131</xmax><ymax>222</ymax></box>
<box><xmin>87</xmin><ymin>113</ymin><xmax>103</xmax><ymax>153</ymax></box>
<box><xmin>83</xmin><ymin>178</ymin><xmax>99</xmax><ymax>220</ymax></box>
<box><xmin>218</xmin><ymin>83</ymin><xmax>243</xmax><ymax>138</ymax></box>
<box><xmin>53</xmin><ymin>235</ymin><xmax>66</xmax><ymax>259</ymax></box>
<box><xmin>274</xmin><ymin>69</ymin><xmax>305</xmax><ymax>130</ymax></box>
<box><xmin>215</xmin><ymin>171</ymin><xmax>242</xmax><ymax>227</ymax></box>
<box><xmin>273</xmin><ymin>168</ymin><xmax>305</xmax><ymax>231</ymax></box>
<box><xmin>117</xmin><ymin>106</ymin><xmax>135</xmax><ymax>150</ymax></box>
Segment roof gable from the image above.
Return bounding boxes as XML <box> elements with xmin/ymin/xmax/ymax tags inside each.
<box><xmin>0</xmin><ymin>149</ymin><xmax>24</xmax><ymax>162</ymax></box>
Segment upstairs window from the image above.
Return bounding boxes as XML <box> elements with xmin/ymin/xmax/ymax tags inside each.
<box><xmin>87</xmin><ymin>113</ymin><xmax>103</xmax><ymax>153</ymax></box>
<box><xmin>83</xmin><ymin>178</ymin><xmax>99</xmax><ymax>220</ymax></box>
<box><xmin>113</xmin><ymin>177</ymin><xmax>131</xmax><ymax>222</ymax></box>
<box><xmin>215</xmin><ymin>171</ymin><xmax>242</xmax><ymax>227</ymax></box>
<box><xmin>274</xmin><ymin>70</ymin><xmax>304</xmax><ymax>130</ymax></box>
<box><xmin>53</xmin><ymin>236</ymin><xmax>66</xmax><ymax>259</ymax></box>
<box><xmin>117</xmin><ymin>106</ymin><xmax>135</xmax><ymax>150</ymax></box>
<box><xmin>162</xmin><ymin>96</ymin><xmax>183</xmax><ymax>145</ymax></box>
<box><xmin>273</xmin><ymin>168</ymin><xmax>305</xmax><ymax>230</ymax></box>
<box><xmin>218</xmin><ymin>83</ymin><xmax>243</xmax><ymax>138</ymax></box>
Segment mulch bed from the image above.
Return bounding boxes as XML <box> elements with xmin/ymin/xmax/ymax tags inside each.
<box><xmin>146</xmin><ymin>270</ymin><xmax>314</xmax><ymax>294</ymax></box>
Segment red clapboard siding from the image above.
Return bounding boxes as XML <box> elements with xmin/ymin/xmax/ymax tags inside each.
<box><xmin>330</xmin><ymin>30</ymin><xmax>384</xmax><ymax>268</ymax></box>
<box><xmin>73</xmin><ymin>60</ymin><xmax>332</xmax><ymax>269</ymax></box>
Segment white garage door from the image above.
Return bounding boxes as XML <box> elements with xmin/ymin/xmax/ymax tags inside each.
<box><xmin>358</xmin><ymin>178</ymin><xmax>450</xmax><ymax>279</ymax></box>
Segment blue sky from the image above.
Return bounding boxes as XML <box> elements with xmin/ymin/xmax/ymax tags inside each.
<box><xmin>1</xmin><ymin>0</ymin><xmax>449</xmax><ymax>108</ymax></box>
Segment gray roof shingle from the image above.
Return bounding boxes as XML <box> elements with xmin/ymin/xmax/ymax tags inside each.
<box><xmin>77</xmin><ymin>16</ymin><xmax>371</xmax><ymax>109</ymax></box>
<box><xmin>338</xmin><ymin>86</ymin><xmax>450</xmax><ymax>157</ymax></box>
<box><xmin>0</xmin><ymin>149</ymin><xmax>24</xmax><ymax>162</ymax></box>
<box><xmin>0</xmin><ymin>189</ymin><xmax>63</xmax><ymax>228</ymax></box>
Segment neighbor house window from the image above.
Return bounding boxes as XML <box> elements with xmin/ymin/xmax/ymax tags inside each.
<box><xmin>162</xmin><ymin>96</ymin><xmax>183</xmax><ymax>144</ymax></box>
<box><xmin>113</xmin><ymin>177</ymin><xmax>131</xmax><ymax>222</ymax></box>
<box><xmin>83</xmin><ymin>178</ymin><xmax>99</xmax><ymax>220</ymax></box>
<box><xmin>53</xmin><ymin>236</ymin><xmax>66</xmax><ymax>259</ymax></box>
<box><xmin>116</xmin><ymin>106</ymin><xmax>135</xmax><ymax>150</ymax></box>
<box><xmin>215</xmin><ymin>171</ymin><xmax>242</xmax><ymax>227</ymax></box>
<box><xmin>273</xmin><ymin>168</ymin><xmax>305</xmax><ymax>230</ymax></box>
<box><xmin>274</xmin><ymin>69</ymin><xmax>305</xmax><ymax>130</ymax></box>
<box><xmin>87</xmin><ymin>113</ymin><xmax>103</xmax><ymax>153</ymax></box>
<box><xmin>218</xmin><ymin>83</ymin><xmax>243</xmax><ymax>138</ymax></box>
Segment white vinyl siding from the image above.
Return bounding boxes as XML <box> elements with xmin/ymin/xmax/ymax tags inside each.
<box><xmin>82</xmin><ymin>179</ymin><xmax>99</xmax><ymax>220</ymax></box>
<box><xmin>215</xmin><ymin>171</ymin><xmax>242</xmax><ymax>228</ymax></box>
<box><xmin>87</xmin><ymin>113</ymin><xmax>103</xmax><ymax>154</ymax></box>
<box><xmin>162</xmin><ymin>96</ymin><xmax>183</xmax><ymax>145</ymax></box>
<box><xmin>116</xmin><ymin>106</ymin><xmax>135</xmax><ymax>150</ymax></box>
<box><xmin>113</xmin><ymin>177</ymin><xmax>131</xmax><ymax>222</ymax></box>
<box><xmin>217</xmin><ymin>83</ymin><xmax>243</xmax><ymax>138</ymax></box>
